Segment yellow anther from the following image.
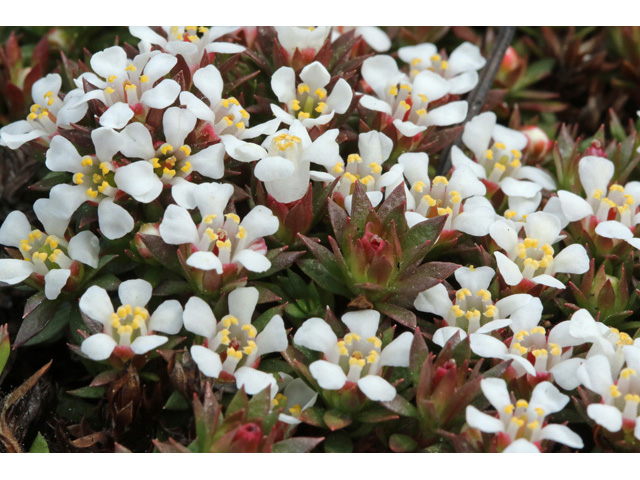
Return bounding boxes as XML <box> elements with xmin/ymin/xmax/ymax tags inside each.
<box><xmin>618</xmin><ymin>205</ymin><xmax>630</xmax><ymax>214</ymax></box>
<box><xmin>86</xmin><ymin>188</ymin><xmax>98</xmax><ymax>199</ymax></box>
<box><xmin>527</xmin><ymin>421</ymin><xmax>540</xmax><ymax>430</ymax></box>
<box><xmin>236</xmin><ymin>226</ymin><xmax>247</xmax><ymax>239</ymax></box>
<box><xmin>624</xmin><ymin>394</ymin><xmax>640</xmax><ymax>403</ymax></box>
<box><xmin>104</xmin><ymin>87</ymin><xmax>115</xmax><ymax>95</ymax></box>
<box><xmin>333</xmin><ymin>162</ymin><xmax>344</xmax><ymax>174</ymax></box>
<box><xmin>440</xmin><ymin>60</ymin><xmax>448</xmax><ymax>70</ymax></box>
<box><xmin>181</xmin><ymin>161</ymin><xmax>192</xmax><ymax>173</ymax></box>
<box><xmin>414</xmin><ymin>108</ymin><xmax>427</xmax><ymax>117</ymax></box>
<box><xmin>288</xmin><ymin>404</ymin><xmax>302</xmax><ymax>416</ymax></box>
<box><xmin>592</xmin><ymin>189</ymin><xmax>603</xmax><ymax>200</ymax></box>
<box><xmin>315</xmin><ymin>88</ymin><xmax>327</xmax><ymax>100</ymax></box>
<box><xmin>111</xmin><ymin>315</ymin><xmax>121</xmax><ymax>329</ymax></box>
<box><xmin>511</xmin><ymin>342</ymin><xmax>528</xmax><ymax>355</ymax></box>
<box><xmin>92</xmin><ymin>173</ymin><xmax>102</xmax><ymax>184</ymax></box>
<box><xmin>125</xmin><ymin>84</ymin><xmax>137</xmax><ymax>91</ymax></box>
<box><xmin>80</xmin><ymin>156</ymin><xmax>94</xmax><ymax>167</ymax></box>
<box><xmin>476</xmin><ymin>289</ymin><xmax>492</xmax><ymax>302</ymax></box>
<box><xmin>315</xmin><ymin>102</ymin><xmax>327</xmax><ymax>113</ymax></box>
<box><xmin>621</xmin><ymin>368</ymin><xmax>637</xmax><ymax>379</ymax></box>
<box><xmin>337</xmin><ymin>341</ymin><xmax>348</xmax><ymax>356</ymax></box>
<box><xmin>349</xmin><ymin>356</ymin><xmax>366</xmax><ymax>368</ymax></box>
<box><xmin>465</xmin><ymin>309</ymin><xmax>480</xmax><ymax>320</ymax></box>
<box><xmin>510</xmin><ymin>417</ymin><xmax>525</xmax><ymax>427</ymax></box>
<box><xmin>450</xmin><ymin>191</ymin><xmax>461</xmax><ymax>203</ymax></box>
<box><xmin>225</xmin><ymin>213</ymin><xmax>241</xmax><ymax>224</ymax></box>
<box><xmin>484</xmin><ymin>305</ymin><xmax>497</xmax><ymax>318</ymax></box>
<box><xmin>617</xmin><ymin>332</ymin><xmax>633</xmax><ymax>346</ymax></box>
<box><xmin>411</xmin><ymin>58</ymin><xmax>421</xmax><ymax>66</ymax></box>
<box><xmin>515</xmin><ymin>330</ymin><xmax>529</xmax><ymax>342</ymax></box>
<box><xmin>203</xmin><ymin>214</ymin><xmax>218</xmax><ymax>223</ymax></box>
<box><xmin>221</xmin><ymin>316</ymin><xmax>239</xmax><ymax>330</ymax></box>
<box><xmin>516</xmin><ymin>400</ymin><xmax>529</xmax><ymax>408</ymax></box>
<box><xmin>73</xmin><ymin>172</ymin><xmax>84</xmax><ymax>185</ymax></box>
<box><xmin>47</xmin><ymin>98</ymin><xmax>54</xmax><ymax>106</ymax></box>
<box><xmin>19</xmin><ymin>240</ymin><xmax>31</xmax><ymax>252</ymax></box>
<box><xmin>291</xmin><ymin>99</ymin><xmax>301</xmax><ymax>111</ymax></box>
<box><xmin>298</xmin><ymin>112</ymin><xmax>310</xmax><ymax>120</ymax></box>
<box><xmin>532</xmin><ymin>349</ymin><xmax>548</xmax><ymax>358</ymax></box>
<box><xmin>226</xmin><ymin>348</ymin><xmax>243</xmax><ymax>360</ymax></box>
<box><xmin>450</xmin><ymin>305</ymin><xmax>464</xmax><ymax>318</ymax></box>
<box><xmin>27</xmin><ymin>113</ymin><xmax>38</xmax><ymax>121</ymax></box>
<box><xmin>510</xmin><ymin>159</ymin><xmax>521</xmax><ymax>168</ymax></box>
<box><xmin>610</xmin><ymin>184</ymin><xmax>624</xmax><ymax>193</ymax></box>
<box><xmin>399</xmin><ymin>100</ymin><xmax>411</xmax><ymax>110</ymax></box>
<box><xmin>297</xmin><ymin>83</ymin><xmax>310</xmax><ymax>94</ymax></box>
<box><xmin>160</xmin><ymin>144</ymin><xmax>174</xmax><ymax>155</ymax></box>
<box><xmin>388</xmin><ymin>85</ymin><xmax>398</xmax><ymax>96</ymax></box>
<box><xmin>216</xmin><ymin>239</ymin><xmax>232</xmax><ymax>250</ymax></box>
<box><xmin>510</xmin><ymin>149</ymin><xmax>522</xmax><ymax>159</ymax></box>
<box><xmin>30</xmin><ymin>104</ymin><xmax>40</xmax><ymax>113</ymax></box>
<box><xmin>523</xmin><ymin>238</ymin><xmax>538</xmax><ymax>249</ymax></box>
<box><xmin>433</xmin><ymin>176</ymin><xmax>449</xmax><ymax>185</ymax></box>
<box><xmin>347</xmin><ymin>154</ymin><xmax>362</xmax><ymax>164</ymax></box>
<box><xmin>540</xmin><ymin>244</ymin><xmax>553</xmax><ymax>256</ymax></box>
<box><xmin>523</xmin><ymin>258</ymin><xmax>540</xmax><ymax>269</ymax></box>
<box><xmin>456</xmin><ymin>288</ymin><xmax>472</xmax><ymax>300</ymax></box>
<box><xmin>243</xmin><ymin>340</ymin><xmax>257</xmax><ymax>355</ymax></box>
<box><xmin>504</xmin><ymin>404</ymin><xmax>515</xmax><ymax>414</ymax></box>
<box><xmin>610</xmin><ymin>385</ymin><xmax>621</xmax><ymax>398</ymax></box>
<box><xmin>107</xmin><ymin>75</ymin><xmax>117</xmax><ymax>82</ymax></box>
<box><xmin>235</xmin><ymin>122</ymin><xmax>245</xmax><ymax>130</ymax></box>
<box><xmin>38</xmin><ymin>112</ymin><xmax>49</xmax><ymax>119</ymax></box>
<box><xmin>485</xmin><ymin>149</ymin><xmax>494</xmax><ymax>160</ymax></box>
<box><xmin>138</xmin><ymin>75</ymin><xmax>148</xmax><ymax>83</ymax></box>
<box><xmin>430</xmin><ymin>54</ymin><xmax>441</xmax><ymax>62</ymax></box>
<box><xmin>239</xmin><ymin>109</ymin><xmax>249</xmax><ymax>119</ymax></box>
<box><xmin>367</xmin><ymin>336</ymin><xmax>382</xmax><ymax>349</ymax></box>
<box><xmin>34</xmin><ymin>252</ymin><xmax>49</xmax><ymax>262</ymax></box>
<box><xmin>360</xmin><ymin>175</ymin><xmax>374</xmax><ymax>185</ymax></box>
<box><xmin>494</xmin><ymin>142</ymin><xmax>506</xmax><ymax>150</ymax></box>
<box><xmin>366</xmin><ymin>350</ymin><xmax>379</xmax><ymax>363</ymax></box>
<box><xmin>117</xmin><ymin>305</ymin><xmax>129</xmax><ymax>318</ymax></box>
<box><xmin>412</xmin><ymin>181</ymin><xmax>426</xmax><ymax>193</ymax></box>
<box><xmin>624</xmin><ymin>194</ymin><xmax>634</xmax><ymax>205</ymax></box>
<box><xmin>529</xmin><ymin>327</ymin><xmax>545</xmax><ymax>336</ymax></box>
<box><xmin>221</xmin><ymin>99</ymin><xmax>230</xmax><ymax>109</ymax></box>
<box><xmin>343</xmin><ymin>172</ymin><xmax>358</xmax><ymax>183</ymax></box>
<box><xmin>162</xmin><ymin>167</ymin><xmax>176</xmax><ymax>177</ymax></box>
<box><xmin>417</xmin><ymin>94</ymin><xmax>428</xmax><ymax>103</ymax></box>
<box><xmin>131</xmin><ymin>317</ymin><xmax>142</xmax><ymax>330</ymax></box>
<box><xmin>241</xmin><ymin>324</ymin><xmax>257</xmax><ymax>338</ymax></box>
<box><xmin>400</xmin><ymin>84</ymin><xmax>412</xmax><ymax>92</ymax></box>
<box><xmin>344</xmin><ymin>333</ymin><xmax>361</xmax><ymax>345</ymax></box>
<box><xmin>98</xmin><ymin>181</ymin><xmax>110</xmax><ymax>194</ymax></box>
<box><xmin>177</xmin><ymin>145</ymin><xmax>191</xmax><ymax>157</ymax></box>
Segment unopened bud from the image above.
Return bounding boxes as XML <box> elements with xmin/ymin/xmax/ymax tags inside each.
<box><xmin>521</xmin><ymin>126</ymin><xmax>553</xmax><ymax>160</ymax></box>
<box><xmin>500</xmin><ymin>46</ymin><xmax>521</xmax><ymax>74</ymax></box>
<box><xmin>585</xmin><ymin>140</ymin><xmax>607</xmax><ymax>158</ymax></box>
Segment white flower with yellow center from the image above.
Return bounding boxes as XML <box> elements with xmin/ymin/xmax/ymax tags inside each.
<box><xmin>0</xmin><ymin>210</ymin><xmax>99</xmax><ymax>299</ymax></box>
<box><xmin>271</xmin><ymin>61</ymin><xmax>353</xmax><ymax>128</ymax></box>
<box><xmin>130</xmin><ymin>26</ymin><xmax>245</xmax><ymax>70</ymax></box>
<box><xmin>222</xmin><ymin>121</ymin><xmax>340</xmax><ymax>204</ymax></box>
<box><xmin>577</xmin><ymin>348</ymin><xmax>640</xmax><ymax>440</ymax></box>
<box><xmin>395</xmin><ymin>152</ymin><xmax>489</xmax><ymax>233</ymax></box>
<box><xmin>466</xmin><ymin>378</ymin><xmax>584</xmax><ymax>452</ymax></box>
<box><xmin>180</xmin><ymin>64</ymin><xmax>279</xmax><ymax>140</ymax></box>
<box><xmin>398</xmin><ymin>42</ymin><xmax>486</xmax><ymax>93</ymax></box>
<box><xmin>272</xmin><ymin>374</ymin><xmax>318</xmax><ymax>425</ymax></box>
<box><xmin>293</xmin><ymin>310</ymin><xmax>412</xmax><ymax>402</ymax></box>
<box><xmin>76</xmin><ymin>46</ymin><xmax>179</xmax><ymax>111</ymax></box>
<box><xmin>0</xmin><ymin>74</ymin><xmax>87</xmax><ymax>149</ymax></box>
<box><xmin>312</xmin><ymin>131</ymin><xmax>402</xmax><ymax>210</ymax></box>
<box><xmin>79</xmin><ymin>279</ymin><xmax>183</xmax><ymax>361</ymax></box>
<box><xmin>544</xmin><ymin>156</ymin><xmax>640</xmax><ymax>249</ymax></box>
<box><xmin>452</xmin><ymin>112</ymin><xmax>556</xmax><ymax>199</ymax></box>
<box><xmin>44</xmin><ymin>129</ymin><xmax>135</xmax><ymax>240</ymax></box>
<box><xmin>359</xmin><ymin>55</ymin><xmax>468</xmax><ymax>137</ymax></box>
<box><xmin>274</xmin><ymin>26</ymin><xmax>331</xmax><ymax>58</ymax></box>
<box><xmin>490</xmin><ymin>212</ymin><xmax>589</xmax><ymax>289</ymax></box>
<box><xmin>159</xmin><ymin>182</ymin><xmax>279</xmax><ymax>273</ymax></box>
<box><xmin>185</xmin><ymin>287</ymin><xmax>288</xmax><ymax>382</ymax></box>
<box><xmin>115</xmin><ymin>107</ymin><xmax>225</xmax><ymax>209</ymax></box>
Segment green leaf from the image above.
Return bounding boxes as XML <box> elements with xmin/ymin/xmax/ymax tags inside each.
<box><xmin>67</xmin><ymin>385</ymin><xmax>106</xmax><ymax>399</ymax></box>
<box><xmin>357</xmin><ymin>407</ymin><xmax>399</xmax><ymax>423</ymax></box>
<box><xmin>297</xmin><ymin>259</ymin><xmax>346</xmax><ymax>296</ymax></box>
<box><xmin>324</xmin><ymin>409</ymin><xmax>352</xmax><ymax>431</ymax></box>
<box><xmin>24</xmin><ymin>301</ymin><xmax>74</xmax><ymax>347</ymax></box>
<box><xmin>298</xmin><ymin>406</ymin><xmax>327</xmax><ymax>428</ymax></box>
<box><xmin>381</xmin><ymin>394</ymin><xmax>418</xmax><ymax>418</ymax></box>
<box><xmin>29</xmin><ymin>432</ymin><xmax>49</xmax><ymax>453</ymax></box>
<box><xmin>14</xmin><ymin>297</ymin><xmax>61</xmax><ymax>347</ymax></box>
<box><xmin>324</xmin><ymin>431</ymin><xmax>353</xmax><ymax>453</ymax></box>
<box><xmin>0</xmin><ymin>327</ymin><xmax>10</xmax><ymax>377</ymax></box>
<box><xmin>164</xmin><ymin>391</ymin><xmax>189</xmax><ymax>411</ymax></box>
<box><xmin>272</xmin><ymin>436</ymin><xmax>324</xmax><ymax>453</ymax></box>
<box><xmin>402</xmin><ymin>215</ymin><xmax>446</xmax><ymax>252</ymax></box>
<box><xmin>389</xmin><ymin>433</ymin><xmax>417</xmax><ymax>453</ymax></box>
<box><xmin>85</xmin><ymin>274</ymin><xmax>121</xmax><ymax>291</ymax></box>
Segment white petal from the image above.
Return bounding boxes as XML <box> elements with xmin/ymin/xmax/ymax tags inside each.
<box><xmin>81</xmin><ymin>333</ymin><xmax>117</xmax><ymax>361</ymax></box>
<box><xmin>462</xmin><ymin>111</ymin><xmax>495</xmax><ymax>158</ymax></box>
<box><xmin>518</xmin><ymin>166</ymin><xmax>557</xmax><ymax>191</ymax></box>
<box><xmin>115</xmin><ymin>161</ymin><xmax>163</xmax><ymax>203</ymax></box>
<box><xmin>532</xmin><ymin>274</ymin><xmax>566</xmax><ymax>289</ymax></box>
<box><xmin>556</xmin><ymin>190</ymin><xmax>593</xmax><ymax>221</ymax></box>
<box><xmin>587</xmin><ymin>404</ymin><xmax>623</xmax><ymax>432</ymax></box>
<box><xmin>480</xmin><ymin>377</ymin><xmax>511</xmax><ymax>411</ymax></box>
<box><xmin>140</xmin><ymin>79</ymin><xmax>180</xmax><ymax>109</ymax></box>
<box><xmin>393</xmin><ymin>119</ymin><xmax>426</xmax><ymax>137</ymax></box>
<box><xmin>413</xmin><ymin>69</ymin><xmax>450</xmax><ymax>102</ymax></box>
<box><xmin>99</xmin><ymin>102</ymin><xmax>134</xmax><ymax>129</ymax></box>
<box><xmin>130</xmin><ymin>335</ymin><xmax>168</xmax><ymax>354</ymax></box>
<box><xmin>447</xmin><ymin>71</ymin><xmax>478</xmax><ymax>95</ymax></box>
<box><xmin>190</xmin><ymin>345</ymin><xmax>222</xmax><ymax>378</ymax></box>
<box><xmin>414</xmin><ymin>283</ymin><xmax>453</xmax><ymax>317</ymax></box>
<box><xmin>239</xmin><ymin>205</ymin><xmax>279</xmax><ymax>243</ymax></box>
<box><xmin>179</xmin><ymin>91</ymin><xmax>216</xmax><ymax>123</ymax></box>
<box><xmin>309</xmin><ymin>360</ymin><xmax>347</xmax><ymax>390</ymax></box>
<box><xmin>433</xmin><ymin>327</ymin><xmax>468</xmax><ymax>347</ymax></box>
<box><xmin>193</xmin><ymin>64</ymin><xmax>223</xmax><ymax>103</ymax></box>
<box><xmin>149</xmin><ymin>299</ymin><xmax>183</xmax><ymax>334</ymax></box>
<box><xmin>233</xmin><ymin>249</ymin><xmax>271</xmax><ymax>273</ymax></box>
<box><xmin>379</xmin><ymin>332</ymin><xmax>413</xmax><ymax>367</ymax></box>
<box><xmin>143</xmin><ymin>53</ymin><xmax>177</xmax><ymax>83</ymax></box>
<box><xmin>45</xmin><ymin>135</ymin><xmax>81</xmax><ymax>172</ymax></box>
<box><xmin>500</xmin><ymin>177</ymin><xmax>542</xmax><ymax>199</ymax></box>
<box><xmin>455</xmin><ymin>266</ymin><xmax>495</xmax><ymax>293</ymax></box>
<box><xmin>79</xmin><ymin>285</ymin><xmax>114</xmax><ymax>324</ymax></box>
<box><xmin>299</xmin><ymin>62</ymin><xmax>331</xmax><ymax>91</ymax></box>
<box><xmin>465</xmin><ymin>405</ymin><xmax>504</xmax><ymax>433</ymax></box>
<box><xmin>356</xmin><ymin>26</ymin><xmax>391</xmax><ymax>52</ymax></box>
<box><xmin>493</xmin><ymin>124</ymin><xmax>527</xmax><ymax>151</ymax></box>
<box><xmin>424</xmin><ymin>101</ymin><xmax>468</xmax><ymax>127</ymax></box>
<box><xmin>538</xmin><ymin>424</ymin><xmax>583</xmax><ymax>449</ymax></box>
<box><xmin>159</xmin><ymin>204</ymin><xmax>199</xmax><ymax>245</ymax></box>
<box><xmin>495</xmin><ymin>252</ymin><xmax>523</xmax><ymax>286</ymax></box>
<box><xmin>595</xmin><ymin>220</ymin><xmax>633</xmax><ymax>240</ymax></box>
<box><xmin>361</xmin><ymin>55</ymin><xmax>400</xmax><ymax>98</ymax></box>
<box><xmin>183</xmin><ymin>296</ymin><xmax>217</xmax><ymax>339</ymax></box>
<box><xmin>163</xmin><ymin>106</ymin><xmax>196</xmax><ymax>147</ymax></box>
<box><xmin>220</xmin><ymin>135</ymin><xmax>267</xmax><ymax>162</ymax></box>
<box><xmin>341</xmin><ymin>310</ymin><xmax>380</xmax><ymax>339</ymax></box>
<box><xmin>118</xmin><ymin>279</ymin><xmax>152</xmax><ymax>307</ymax></box>
<box><xmin>228</xmin><ymin>286</ymin><xmax>259</xmax><ymax>324</ymax></box>
<box><xmin>503</xmin><ymin>439</ymin><xmax>540</xmax><ymax>453</ymax></box>
<box><xmin>326</xmin><ymin>78</ymin><xmax>353</xmax><ymax>114</ymax></box>
<box><xmin>359</xmin><ymin>94</ymin><xmax>392</xmax><ymax>114</ymax></box>
<box><xmin>235</xmin><ymin>367</ymin><xmax>277</xmax><ymax>398</ymax></box>
<box><xmin>256</xmin><ymin>314</ymin><xmax>288</xmax><ymax>355</ymax></box>
<box><xmin>44</xmin><ymin>268</ymin><xmax>71</xmax><ymax>300</ymax></box>
<box><xmin>550</xmin><ymin>358</ymin><xmax>585</xmax><ymax>390</ymax></box>
<box><xmin>254</xmin><ymin>156</ymin><xmax>295</xmax><ymax>182</ymax></box>
<box><xmin>358</xmin><ymin>375</ymin><xmax>396</xmax><ymax>401</ymax></box>
<box><xmin>68</xmin><ymin>231</ymin><xmax>100</xmax><ymax>268</ymax></box>
<box><xmin>552</xmin><ymin>244</ymin><xmax>589</xmax><ymax>275</ymax></box>
<box><xmin>171</xmin><ymin>178</ymin><xmax>198</xmax><ymax>209</ymax></box>
<box><xmin>189</xmin><ymin>144</ymin><xmax>225</xmax><ymax>179</ymax></box>
<box><xmin>0</xmin><ymin>259</ymin><xmax>34</xmax><ymax>284</ymax></box>
<box><xmin>205</xmin><ymin>42</ymin><xmax>246</xmax><ymax>54</ymax></box>
<box><xmin>530</xmin><ymin>381</ymin><xmax>569</xmax><ymax>414</ymax></box>
<box><xmin>98</xmin><ymin>198</ymin><xmax>135</xmax><ymax>240</ymax></box>
<box><xmin>186</xmin><ymin>251</ymin><xmax>224</xmax><ymax>273</ymax></box>
<box><xmin>448</xmin><ymin>42</ymin><xmax>487</xmax><ymax>76</ymax></box>
<box><xmin>90</xmin><ymin>46</ymin><xmax>127</xmax><ymax>79</ymax></box>
<box><xmin>0</xmin><ymin>211</ymin><xmax>32</xmax><ymax>248</ymax></box>
<box><xmin>293</xmin><ymin>317</ymin><xmax>338</xmax><ymax>354</ymax></box>
<box><xmin>119</xmin><ymin>122</ymin><xmax>155</xmax><ymax>159</ymax></box>
<box><xmin>490</xmin><ymin>220</ymin><xmax>519</xmax><ymax>253</ymax></box>
<box><xmin>469</xmin><ymin>334</ymin><xmax>507</xmax><ymax>358</ymax></box>
<box><xmin>579</xmin><ymin>156</ymin><xmax>614</xmax><ymax>196</ymax></box>
<box><xmin>451</xmin><ymin>145</ymin><xmax>486</xmax><ymax>178</ymax></box>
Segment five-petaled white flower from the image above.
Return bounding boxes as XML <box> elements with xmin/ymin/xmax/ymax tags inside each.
<box><xmin>80</xmin><ymin>279</ymin><xmax>183</xmax><ymax>361</ymax></box>
<box><xmin>466</xmin><ymin>378</ymin><xmax>584</xmax><ymax>452</ymax></box>
<box><xmin>275</xmin><ymin>26</ymin><xmax>331</xmax><ymax>58</ymax></box>
<box><xmin>293</xmin><ymin>310</ymin><xmax>412</xmax><ymax>402</ymax></box>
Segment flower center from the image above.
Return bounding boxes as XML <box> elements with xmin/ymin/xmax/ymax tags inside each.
<box><xmin>72</xmin><ymin>156</ymin><xmax>115</xmax><ymax>200</ymax></box>
<box><xmin>19</xmin><ymin>230</ymin><xmax>71</xmax><ymax>274</ymax></box>
<box><xmin>481</xmin><ymin>142</ymin><xmax>522</xmax><ymax>183</ymax></box>
<box><xmin>513</xmin><ymin>237</ymin><xmax>554</xmax><ymax>279</ymax></box>
<box><xmin>289</xmin><ymin>82</ymin><xmax>328</xmax><ymax>121</ymax></box>
<box><xmin>590</xmin><ymin>184</ymin><xmax>636</xmax><ymax>226</ymax></box>
<box><xmin>149</xmin><ymin>143</ymin><xmax>193</xmax><ymax>181</ymax></box>
<box><xmin>109</xmin><ymin>304</ymin><xmax>150</xmax><ymax>344</ymax></box>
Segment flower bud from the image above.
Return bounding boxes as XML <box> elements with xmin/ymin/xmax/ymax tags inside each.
<box><xmin>522</xmin><ymin>126</ymin><xmax>553</xmax><ymax>162</ymax></box>
<box><xmin>231</xmin><ymin>423</ymin><xmax>263</xmax><ymax>453</ymax></box>
<box><xmin>584</xmin><ymin>140</ymin><xmax>607</xmax><ymax>158</ymax></box>
<box><xmin>500</xmin><ymin>46</ymin><xmax>521</xmax><ymax>74</ymax></box>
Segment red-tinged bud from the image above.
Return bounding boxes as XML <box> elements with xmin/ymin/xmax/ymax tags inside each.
<box><xmin>431</xmin><ymin>361</ymin><xmax>459</xmax><ymax>412</ymax></box>
<box><xmin>134</xmin><ymin>223</ymin><xmax>161</xmax><ymax>260</ymax></box>
<box><xmin>360</xmin><ymin>231</ymin><xmax>386</xmax><ymax>263</ymax></box>
<box><xmin>266</xmin><ymin>185</ymin><xmax>314</xmax><ymax>245</ymax></box>
<box><xmin>323</xmin><ymin>381</ymin><xmax>368</xmax><ymax>414</ymax></box>
<box><xmin>130</xmin><ymin>102</ymin><xmax>145</xmax><ymax>117</ymax></box>
<box><xmin>522</xmin><ymin>126</ymin><xmax>553</xmax><ymax>161</ymax></box>
<box><xmin>196</xmin><ymin>123</ymin><xmax>220</xmax><ymax>145</ymax></box>
<box><xmin>64</xmin><ymin>260</ymin><xmax>85</xmax><ymax>293</ymax></box>
<box><xmin>112</xmin><ymin>345</ymin><xmax>135</xmax><ymax>362</ymax></box>
<box><xmin>500</xmin><ymin>46</ymin><xmax>521</xmax><ymax>74</ymax></box>
<box><xmin>230</xmin><ymin>423</ymin><xmax>263</xmax><ymax>453</ymax></box>
<box><xmin>585</xmin><ymin>140</ymin><xmax>607</xmax><ymax>158</ymax></box>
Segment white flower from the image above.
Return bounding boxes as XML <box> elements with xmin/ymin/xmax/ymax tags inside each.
<box><xmin>76</xmin><ymin>46</ymin><xmax>179</xmax><ymax>110</ymax></box>
<box><xmin>395</xmin><ymin>152</ymin><xmax>488</xmax><ymax>233</ymax></box>
<box><xmin>360</xmin><ymin>55</ymin><xmax>468</xmax><ymax>137</ymax></box>
<box><xmin>186</xmin><ymin>287</ymin><xmax>288</xmax><ymax>381</ymax></box>
<box><xmin>0</xmin><ymin>74</ymin><xmax>87</xmax><ymax>149</ymax></box>
<box><xmin>159</xmin><ymin>182</ymin><xmax>279</xmax><ymax>274</ymax></box>
<box><xmin>275</xmin><ymin>27</ymin><xmax>331</xmax><ymax>57</ymax></box>
<box><xmin>222</xmin><ymin>121</ymin><xmax>341</xmax><ymax>204</ymax></box>
<box><xmin>130</xmin><ymin>26</ymin><xmax>245</xmax><ymax>70</ymax></box>
<box><xmin>398</xmin><ymin>42</ymin><xmax>486</xmax><ymax>94</ymax></box>
<box><xmin>293</xmin><ymin>310</ymin><xmax>412</xmax><ymax>402</ymax></box>
<box><xmin>116</xmin><ymin>106</ymin><xmax>225</xmax><ymax>208</ymax></box>
<box><xmin>44</xmin><ymin>129</ymin><xmax>134</xmax><ymax>240</ymax></box>
<box><xmin>0</xmin><ymin>211</ymin><xmax>99</xmax><ymax>299</ymax></box>
<box><xmin>546</xmin><ymin>156</ymin><xmax>640</xmax><ymax>249</ymax></box>
<box><xmin>271</xmin><ymin>61</ymin><xmax>353</xmax><ymax>128</ymax></box>
<box><xmin>577</xmin><ymin>349</ymin><xmax>640</xmax><ymax>439</ymax></box>
<box><xmin>273</xmin><ymin>374</ymin><xmax>318</xmax><ymax>425</ymax></box>
<box><xmin>452</xmin><ymin>112</ymin><xmax>556</xmax><ymax>198</ymax></box>
<box><xmin>331</xmin><ymin>27</ymin><xmax>391</xmax><ymax>52</ymax></box>
<box><xmin>180</xmin><ymin>64</ymin><xmax>279</xmax><ymax>140</ymax></box>
<box><xmin>490</xmin><ymin>212</ymin><xmax>589</xmax><ymax>289</ymax></box>
<box><xmin>312</xmin><ymin>130</ymin><xmax>401</xmax><ymax>210</ymax></box>
<box><xmin>466</xmin><ymin>378</ymin><xmax>584</xmax><ymax>451</ymax></box>
<box><xmin>79</xmin><ymin>279</ymin><xmax>183</xmax><ymax>361</ymax></box>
